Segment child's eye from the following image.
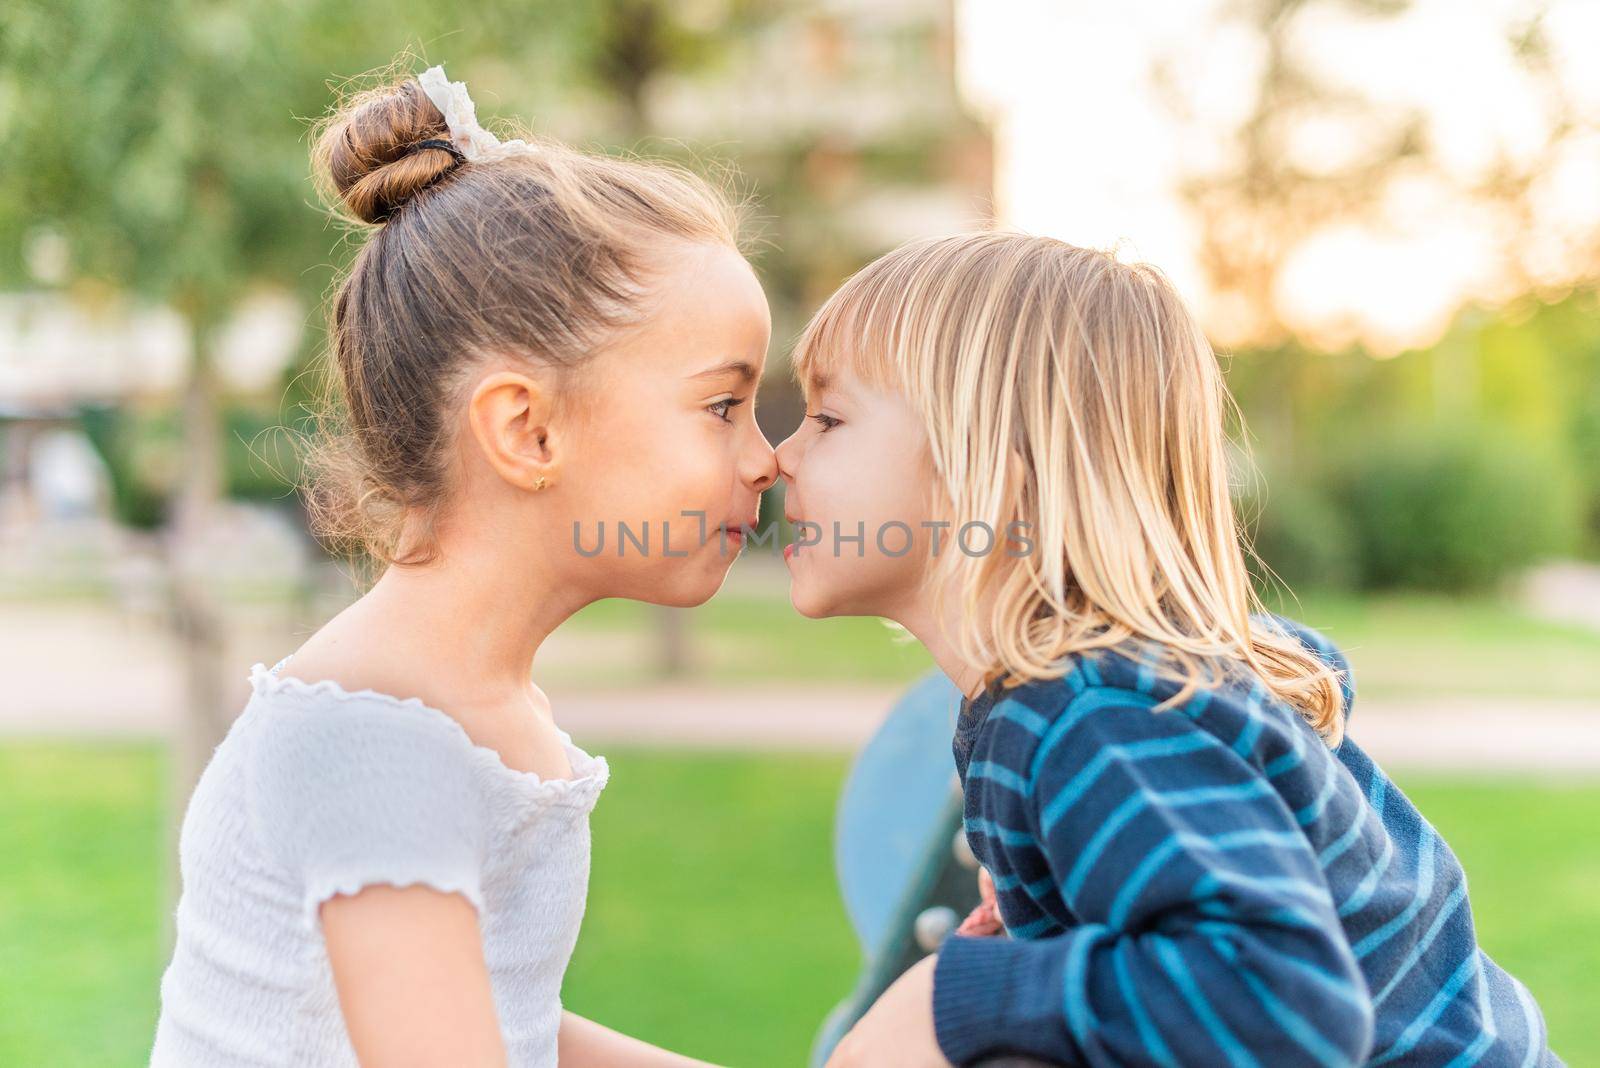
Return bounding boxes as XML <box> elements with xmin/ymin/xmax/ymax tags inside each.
<box><xmin>708</xmin><ymin>396</ymin><xmax>746</xmax><ymax>423</ymax></box>
<box><xmin>807</xmin><ymin>411</ymin><xmax>841</xmax><ymax>432</ymax></box>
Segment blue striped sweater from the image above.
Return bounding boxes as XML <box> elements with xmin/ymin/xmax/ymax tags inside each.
<box><xmin>932</xmin><ymin>616</ymin><xmax>1561</xmax><ymax>1067</ymax></box>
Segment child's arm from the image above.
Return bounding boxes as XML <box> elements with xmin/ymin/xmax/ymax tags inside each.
<box><xmin>930</xmin><ymin>693</ymin><xmax>1376</xmax><ymax>1067</ymax></box>
<box><xmin>322</xmin><ymin>883</ymin><xmax>508</xmax><ymax>1065</ymax></box>
<box><xmin>557</xmin><ymin>1012</ymin><xmax>721</xmax><ymax>1066</ymax></box>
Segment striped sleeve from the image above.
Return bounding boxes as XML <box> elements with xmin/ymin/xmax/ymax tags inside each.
<box><xmin>932</xmin><ymin>687</ymin><xmax>1376</xmax><ymax>1067</ymax></box>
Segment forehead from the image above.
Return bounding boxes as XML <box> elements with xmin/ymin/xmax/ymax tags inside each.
<box><xmin>795</xmin><ymin>326</ymin><xmax>891</xmax><ymax>403</ymax></box>
<box><xmin>629</xmin><ymin>241</ymin><xmax>771</xmax><ymax>373</ymax></box>
<box><xmin>803</xmin><ymin>368</ymin><xmax>833</xmax><ymax>397</ymax></box>
<box><xmin>800</xmin><ymin>362</ymin><xmax>885</xmax><ymax>412</ymax></box>
<box><xmin>793</xmin><ymin>317</ymin><xmax>855</xmax><ymax>401</ymax></box>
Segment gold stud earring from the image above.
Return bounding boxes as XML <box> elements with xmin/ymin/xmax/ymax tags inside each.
<box><xmin>532</xmin><ymin>476</ymin><xmax>547</xmax><ymax>491</ymax></box>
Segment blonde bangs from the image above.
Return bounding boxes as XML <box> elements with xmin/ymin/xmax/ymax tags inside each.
<box><xmin>791</xmin><ymin>253</ymin><xmax>918</xmax><ymax>400</ymax></box>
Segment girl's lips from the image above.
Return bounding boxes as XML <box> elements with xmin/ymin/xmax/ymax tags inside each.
<box><xmin>719</xmin><ymin>520</ymin><xmax>759</xmax><ymax>543</ymax></box>
<box><xmin>783</xmin><ymin>542</ymin><xmax>796</xmax><ymax>561</ymax></box>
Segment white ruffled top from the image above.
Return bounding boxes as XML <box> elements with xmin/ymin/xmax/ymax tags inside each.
<box><xmin>150</xmin><ymin>655</ymin><xmax>609</xmax><ymax>1067</ymax></box>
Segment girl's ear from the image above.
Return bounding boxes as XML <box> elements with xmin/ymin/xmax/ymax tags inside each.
<box><xmin>466</xmin><ymin>370</ymin><xmax>561</xmax><ymax>493</ymax></box>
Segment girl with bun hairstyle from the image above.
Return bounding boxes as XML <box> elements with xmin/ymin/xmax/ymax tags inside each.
<box><xmin>150</xmin><ymin>60</ymin><xmax>774</xmax><ymax>1066</ymax></box>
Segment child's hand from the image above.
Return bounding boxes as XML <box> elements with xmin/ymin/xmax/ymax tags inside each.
<box><xmin>955</xmin><ymin>866</ymin><xmax>1002</xmax><ymax>937</ymax></box>
<box><xmin>825</xmin><ymin>955</ymin><xmax>949</xmax><ymax>1067</ymax></box>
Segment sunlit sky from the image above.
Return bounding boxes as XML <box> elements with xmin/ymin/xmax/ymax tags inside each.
<box><xmin>956</xmin><ymin>0</ymin><xmax>1600</xmax><ymax>353</ymax></box>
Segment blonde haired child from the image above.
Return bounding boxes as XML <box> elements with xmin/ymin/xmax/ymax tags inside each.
<box><xmin>777</xmin><ymin>232</ymin><xmax>1559</xmax><ymax>1067</ymax></box>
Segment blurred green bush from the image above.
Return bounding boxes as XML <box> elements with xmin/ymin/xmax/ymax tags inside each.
<box><xmin>1242</xmin><ymin>476</ymin><xmax>1359</xmax><ymax>593</ymax></box>
<box><xmin>1245</xmin><ymin>424</ymin><xmax>1580</xmax><ymax>595</ymax></box>
<box><xmin>1332</xmin><ymin>426</ymin><xmax>1578</xmax><ymax>593</ymax></box>
<box><xmin>77</xmin><ymin>404</ymin><xmax>305</xmax><ymax>530</ymax></box>
<box><xmin>78</xmin><ymin>405</ymin><xmax>169</xmax><ymax>530</ymax></box>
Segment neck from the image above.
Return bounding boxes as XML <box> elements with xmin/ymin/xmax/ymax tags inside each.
<box><xmin>886</xmin><ymin>584</ymin><xmax>991</xmax><ymax>701</ymax></box>
<box><xmin>360</xmin><ymin>518</ymin><xmax>591</xmax><ymax>695</ymax></box>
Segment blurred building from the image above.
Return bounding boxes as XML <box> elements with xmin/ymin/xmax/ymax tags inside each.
<box><xmin>638</xmin><ymin>0</ymin><xmax>994</xmax><ymax>441</ymax></box>
<box><xmin>0</xmin><ymin>289</ymin><xmax>302</xmax><ymax>406</ymax></box>
<box><xmin>651</xmin><ymin>0</ymin><xmax>994</xmax><ymax>253</ymax></box>
<box><xmin>0</xmin><ymin>289</ymin><xmax>310</xmax><ymax>598</ymax></box>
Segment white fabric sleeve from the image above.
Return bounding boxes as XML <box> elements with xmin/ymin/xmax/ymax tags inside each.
<box><xmin>245</xmin><ymin>695</ymin><xmax>489</xmax><ymax>933</ymax></box>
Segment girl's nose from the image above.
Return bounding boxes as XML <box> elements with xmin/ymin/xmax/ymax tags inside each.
<box><xmin>743</xmin><ymin>428</ymin><xmax>778</xmax><ymax>491</ymax></box>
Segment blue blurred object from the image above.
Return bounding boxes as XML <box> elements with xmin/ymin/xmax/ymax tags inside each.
<box><xmin>811</xmin><ymin>670</ymin><xmax>1063</xmax><ymax>1067</ymax></box>
<box><xmin>810</xmin><ymin>670</ymin><xmax>978</xmax><ymax>1065</ymax></box>
<box><xmin>835</xmin><ymin>671</ymin><xmax>965</xmax><ymax>949</ymax></box>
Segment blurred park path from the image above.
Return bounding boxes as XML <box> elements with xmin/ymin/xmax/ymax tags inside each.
<box><xmin>3</xmin><ymin>595</ymin><xmax>1599</xmax><ymax>772</ymax></box>
<box><xmin>1524</xmin><ymin>561</ymin><xmax>1600</xmax><ymax>632</ymax></box>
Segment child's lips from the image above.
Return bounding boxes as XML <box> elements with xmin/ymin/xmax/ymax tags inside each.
<box><xmin>783</xmin><ymin>512</ymin><xmax>803</xmax><ymax>561</ymax></box>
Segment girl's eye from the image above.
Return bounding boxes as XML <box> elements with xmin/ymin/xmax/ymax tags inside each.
<box><xmin>807</xmin><ymin>411</ymin><xmax>841</xmax><ymax>432</ymax></box>
<box><xmin>708</xmin><ymin>396</ymin><xmax>746</xmax><ymax>423</ymax></box>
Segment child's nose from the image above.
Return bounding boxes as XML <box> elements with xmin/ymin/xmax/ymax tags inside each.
<box><xmin>774</xmin><ymin>429</ymin><xmax>801</xmax><ymax>484</ymax></box>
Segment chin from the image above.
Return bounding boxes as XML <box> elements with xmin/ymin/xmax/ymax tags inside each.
<box><xmin>653</xmin><ymin>555</ymin><xmax>739</xmax><ymax>607</ymax></box>
<box><xmin>788</xmin><ymin>578</ymin><xmax>842</xmax><ymax>619</ymax></box>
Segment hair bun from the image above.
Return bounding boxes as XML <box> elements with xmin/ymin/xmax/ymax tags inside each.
<box><xmin>314</xmin><ymin>78</ymin><xmax>462</xmax><ymax>224</ymax></box>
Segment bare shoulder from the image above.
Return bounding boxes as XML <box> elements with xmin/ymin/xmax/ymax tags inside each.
<box><xmin>276</xmin><ymin>599</ymin><xmax>472</xmax><ymax>719</ymax></box>
<box><xmin>277</xmin><ymin>626</ymin><xmax>418</xmax><ymax>702</ymax></box>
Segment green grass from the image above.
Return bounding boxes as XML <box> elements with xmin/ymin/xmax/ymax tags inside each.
<box><xmin>1397</xmin><ymin>776</ymin><xmax>1600</xmax><ymax>1065</ymax></box>
<box><xmin>1</xmin><ymin>742</ymin><xmax>1596</xmax><ymax>1065</ymax></box>
<box><xmin>563</xmin><ymin>749</ymin><xmax>857</xmax><ymax>1064</ymax></box>
<box><xmin>0</xmin><ymin>743</ymin><xmax>165</xmax><ymax>1066</ymax></box>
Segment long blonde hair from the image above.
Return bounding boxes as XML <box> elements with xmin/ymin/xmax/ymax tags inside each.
<box><xmin>793</xmin><ymin>231</ymin><xmax>1347</xmax><ymax>744</ymax></box>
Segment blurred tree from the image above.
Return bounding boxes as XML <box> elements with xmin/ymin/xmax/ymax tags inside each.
<box><xmin>580</xmin><ymin>0</ymin><xmax>774</xmax><ymax>138</ymax></box>
<box><xmin>1162</xmin><ymin>0</ymin><xmax>1425</xmax><ymax>350</ymax></box>
<box><xmin>0</xmin><ymin>0</ymin><xmax>592</xmax><ymax>946</ymax></box>
<box><xmin>1152</xmin><ymin>0</ymin><xmax>1600</xmax><ymax>573</ymax></box>
<box><xmin>2</xmin><ymin>5</ymin><xmax>333</xmax><ymax>935</ymax></box>
<box><xmin>1161</xmin><ymin>0</ymin><xmax>1597</xmax><ymax>351</ymax></box>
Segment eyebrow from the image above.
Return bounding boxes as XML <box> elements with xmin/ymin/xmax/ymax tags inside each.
<box><xmin>805</xmin><ymin>371</ymin><xmax>832</xmax><ymax>395</ymax></box>
<box><xmin>690</xmin><ymin>359</ymin><xmax>758</xmax><ymax>384</ymax></box>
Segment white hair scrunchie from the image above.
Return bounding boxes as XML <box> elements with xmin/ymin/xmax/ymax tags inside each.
<box><xmin>417</xmin><ymin>64</ymin><xmax>537</xmax><ymax>163</ymax></box>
